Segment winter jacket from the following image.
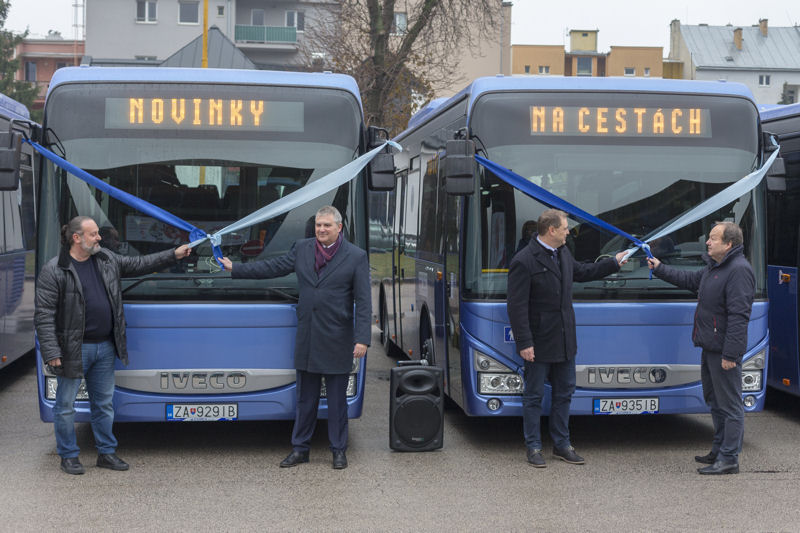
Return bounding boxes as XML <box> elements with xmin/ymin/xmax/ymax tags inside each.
<box><xmin>35</xmin><ymin>246</ymin><xmax>178</xmax><ymax>378</ymax></box>
<box><xmin>653</xmin><ymin>244</ymin><xmax>755</xmax><ymax>363</ymax></box>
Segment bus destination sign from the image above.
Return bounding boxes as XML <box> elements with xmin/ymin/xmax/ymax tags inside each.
<box><xmin>104</xmin><ymin>97</ymin><xmax>304</xmax><ymax>132</ymax></box>
<box><xmin>530</xmin><ymin>106</ymin><xmax>711</xmax><ymax>138</ymax></box>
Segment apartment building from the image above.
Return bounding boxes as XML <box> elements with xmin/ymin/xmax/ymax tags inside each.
<box><xmin>14</xmin><ymin>34</ymin><xmax>84</xmax><ymax>111</ymax></box>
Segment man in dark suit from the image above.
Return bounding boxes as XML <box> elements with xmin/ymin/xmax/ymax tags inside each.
<box><xmin>507</xmin><ymin>209</ymin><xmax>627</xmax><ymax>468</ymax></box>
<box><xmin>221</xmin><ymin>206</ymin><xmax>370</xmax><ymax>469</ymax></box>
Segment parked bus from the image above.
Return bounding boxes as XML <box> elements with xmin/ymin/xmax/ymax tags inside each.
<box><xmin>35</xmin><ymin>67</ymin><xmax>390</xmax><ymax>422</ymax></box>
<box><xmin>0</xmin><ymin>93</ymin><xmax>37</xmax><ymax>371</ymax></box>
<box><xmin>372</xmin><ymin>76</ymin><xmax>771</xmax><ymax>416</ymax></box>
<box><xmin>762</xmin><ymin>102</ymin><xmax>800</xmax><ymax>396</ymax></box>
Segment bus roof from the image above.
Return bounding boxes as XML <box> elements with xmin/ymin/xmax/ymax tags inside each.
<box><xmin>47</xmin><ymin>66</ymin><xmax>363</xmax><ymax>107</ymax></box>
<box><xmin>401</xmin><ymin>75</ymin><xmax>757</xmax><ymax>136</ymax></box>
<box><xmin>0</xmin><ymin>93</ymin><xmax>31</xmax><ymax>121</ymax></box>
<box><xmin>760</xmin><ymin>102</ymin><xmax>800</xmax><ymax>123</ymax></box>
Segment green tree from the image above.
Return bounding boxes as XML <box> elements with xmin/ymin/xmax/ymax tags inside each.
<box><xmin>0</xmin><ymin>1</ymin><xmax>39</xmax><ymax>117</ymax></box>
<box><xmin>778</xmin><ymin>82</ymin><xmax>795</xmax><ymax>105</ymax></box>
<box><xmin>303</xmin><ymin>0</ymin><xmax>505</xmax><ymax>135</ymax></box>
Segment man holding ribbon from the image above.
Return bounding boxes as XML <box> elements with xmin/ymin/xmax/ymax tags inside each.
<box><xmin>221</xmin><ymin>205</ymin><xmax>371</xmax><ymax>470</ymax></box>
<box><xmin>507</xmin><ymin>209</ymin><xmax>627</xmax><ymax>468</ymax></box>
<box><xmin>648</xmin><ymin>221</ymin><xmax>754</xmax><ymax>475</ymax></box>
<box><xmin>35</xmin><ymin>216</ymin><xmax>191</xmax><ymax>475</ymax></box>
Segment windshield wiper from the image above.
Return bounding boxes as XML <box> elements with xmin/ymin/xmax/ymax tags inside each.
<box><xmin>264</xmin><ymin>287</ymin><xmax>299</xmax><ymax>302</ymax></box>
<box><xmin>121</xmin><ymin>274</ymin><xmax>227</xmax><ymax>294</ymax></box>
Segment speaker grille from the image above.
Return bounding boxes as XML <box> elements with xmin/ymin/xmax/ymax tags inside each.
<box><xmin>393</xmin><ymin>397</ymin><xmax>442</xmax><ymax>447</ymax></box>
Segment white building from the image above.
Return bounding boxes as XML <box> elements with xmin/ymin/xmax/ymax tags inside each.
<box><xmin>669</xmin><ymin>18</ymin><xmax>800</xmax><ymax>104</ymax></box>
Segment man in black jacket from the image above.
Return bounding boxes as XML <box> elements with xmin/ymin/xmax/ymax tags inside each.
<box><xmin>507</xmin><ymin>209</ymin><xmax>627</xmax><ymax>467</ymax></box>
<box><xmin>35</xmin><ymin>216</ymin><xmax>191</xmax><ymax>475</ymax></box>
<box><xmin>648</xmin><ymin>221</ymin><xmax>755</xmax><ymax>475</ymax></box>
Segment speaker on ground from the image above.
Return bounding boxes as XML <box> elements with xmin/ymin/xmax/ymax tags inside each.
<box><xmin>389</xmin><ymin>365</ymin><xmax>444</xmax><ymax>451</ymax></box>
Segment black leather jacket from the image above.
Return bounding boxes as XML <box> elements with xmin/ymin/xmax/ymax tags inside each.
<box><xmin>35</xmin><ymin>246</ymin><xmax>177</xmax><ymax>378</ymax></box>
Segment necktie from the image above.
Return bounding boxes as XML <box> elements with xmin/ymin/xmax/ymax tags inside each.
<box><xmin>551</xmin><ymin>249</ymin><xmax>560</xmax><ymax>268</ymax></box>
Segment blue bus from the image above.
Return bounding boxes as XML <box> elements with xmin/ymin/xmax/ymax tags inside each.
<box><xmin>372</xmin><ymin>76</ymin><xmax>770</xmax><ymax>416</ymax></box>
<box><xmin>36</xmin><ymin>67</ymin><xmax>388</xmax><ymax>422</ymax></box>
<box><xmin>0</xmin><ymin>93</ymin><xmax>37</xmax><ymax>371</ymax></box>
<box><xmin>762</xmin><ymin>102</ymin><xmax>800</xmax><ymax>395</ymax></box>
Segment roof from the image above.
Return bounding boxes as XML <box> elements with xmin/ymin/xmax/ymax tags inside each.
<box><xmin>47</xmin><ymin>67</ymin><xmax>363</xmax><ymax>107</ymax></box>
<box><xmin>680</xmin><ymin>24</ymin><xmax>800</xmax><ymax>71</ymax></box>
<box><xmin>160</xmin><ymin>26</ymin><xmax>256</xmax><ymax>69</ymax></box>
<box><xmin>399</xmin><ymin>75</ymin><xmax>756</xmax><ymax>137</ymax></box>
<box><xmin>760</xmin><ymin>102</ymin><xmax>800</xmax><ymax>122</ymax></box>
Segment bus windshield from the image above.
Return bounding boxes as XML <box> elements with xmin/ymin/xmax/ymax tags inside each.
<box><xmin>464</xmin><ymin>91</ymin><xmax>765</xmax><ymax>300</ymax></box>
<box><xmin>40</xmin><ymin>82</ymin><xmax>363</xmax><ymax>300</ymax></box>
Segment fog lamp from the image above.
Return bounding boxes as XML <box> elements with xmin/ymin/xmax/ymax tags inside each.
<box><xmin>743</xmin><ymin>395</ymin><xmax>756</xmax><ymax>408</ymax></box>
<box><xmin>487</xmin><ymin>398</ymin><xmax>501</xmax><ymax>411</ymax></box>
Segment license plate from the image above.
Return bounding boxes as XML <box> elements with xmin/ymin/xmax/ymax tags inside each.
<box><xmin>593</xmin><ymin>398</ymin><xmax>659</xmax><ymax>415</ymax></box>
<box><xmin>166</xmin><ymin>403</ymin><xmax>238</xmax><ymax>421</ymax></box>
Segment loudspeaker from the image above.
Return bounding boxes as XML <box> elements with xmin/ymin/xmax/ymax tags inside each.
<box><xmin>390</xmin><ymin>365</ymin><xmax>444</xmax><ymax>451</ymax></box>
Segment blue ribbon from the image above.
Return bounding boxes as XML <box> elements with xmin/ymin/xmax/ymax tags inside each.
<box><xmin>475</xmin><ymin>154</ymin><xmax>653</xmax><ymax>259</ymax></box>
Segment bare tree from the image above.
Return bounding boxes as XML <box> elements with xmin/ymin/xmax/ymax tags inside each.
<box><xmin>302</xmin><ymin>0</ymin><xmax>505</xmax><ymax>135</ymax></box>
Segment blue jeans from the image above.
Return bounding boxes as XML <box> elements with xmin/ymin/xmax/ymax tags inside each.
<box><xmin>54</xmin><ymin>340</ymin><xmax>118</xmax><ymax>458</ymax></box>
<box><xmin>522</xmin><ymin>359</ymin><xmax>576</xmax><ymax>451</ymax></box>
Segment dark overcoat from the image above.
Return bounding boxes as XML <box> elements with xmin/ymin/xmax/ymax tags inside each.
<box><xmin>232</xmin><ymin>237</ymin><xmax>371</xmax><ymax>374</ymax></box>
<box><xmin>507</xmin><ymin>236</ymin><xmax>620</xmax><ymax>363</ymax></box>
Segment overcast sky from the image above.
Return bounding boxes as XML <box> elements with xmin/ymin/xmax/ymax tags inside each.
<box><xmin>5</xmin><ymin>0</ymin><xmax>799</xmax><ymax>51</ymax></box>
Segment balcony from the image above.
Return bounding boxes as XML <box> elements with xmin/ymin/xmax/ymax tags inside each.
<box><xmin>235</xmin><ymin>25</ymin><xmax>298</xmax><ymax>48</ymax></box>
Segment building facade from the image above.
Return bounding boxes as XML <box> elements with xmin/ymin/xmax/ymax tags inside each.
<box><xmin>14</xmin><ymin>36</ymin><xmax>85</xmax><ymax>111</ymax></box>
<box><xmin>668</xmin><ymin>18</ymin><xmax>800</xmax><ymax>104</ymax></box>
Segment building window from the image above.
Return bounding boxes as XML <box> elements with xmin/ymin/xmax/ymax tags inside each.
<box><xmin>759</xmin><ymin>74</ymin><xmax>771</xmax><ymax>87</ymax></box>
<box><xmin>251</xmin><ymin>9</ymin><xmax>264</xmax><ymax>26</ymax></box>
<box><xmin>286</xmin><ymin>10</ymin><xmax>304</xmax><ymax>31</ymax></box>
<box><xmin>179</xmin><ymin>1</ymin><xmax>199</xmax><ymax>24</ymax></box>
<box><xmin>136</xmin><ymin>1</ymin><xmax>157</xmax><ymax>22</ymax></box>
<box><xmin>624</xmin><ymin>67</ymin><xmax>635</xmax><ymax>76</ymax></box>
<box><xmin>524</xmin><ymin>65</ymin><xmax>530</xmax><ymax>74</ymax></box>
<box><xmin>217</xmin><ymin>6</ymin><xmax>224</xmax><ymax>16</ymax></box>
<box><xmin>576</xmin><ymin>57</ymin><xmax>592</xmax><ymax>76</ymax></box>
<box><xmin>24</xmin><ymin>61</ymin><xmax>37</xmax><ymax>82</ymax></box>
<box><xmin>644</xmin><ymin>67</ymin><xmax>651</xmax><ymax>77</ymax></box>
<box><xmin>538</xmin><ymin>65</ymin><xmax>550</xmax><ymax>74</ymax></box>
<box><xmin>393</xmin><ymin>12</ymin><xmax>408</xmax><ymax>35</ymax></box>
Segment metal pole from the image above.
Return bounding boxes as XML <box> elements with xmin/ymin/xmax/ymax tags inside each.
<box><xmin>202</xmin><ymin>0</ymin><xmax>209</xmax><ymax>68</ymax></box>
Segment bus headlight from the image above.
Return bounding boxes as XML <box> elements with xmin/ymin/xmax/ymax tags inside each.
<box><xmin>475</xmin><ymin>350</ymin><xmax>523</xmax><ymax>395</ymax></box>
<box><xmin>741</xmin><ymin>350</ymin><xmax>765</xmax><ymax>392</ymax></box>
<box><xmin>45</xmin><ymin>377</ymin><xmax>89</xmax><ymax>401</ymax></box>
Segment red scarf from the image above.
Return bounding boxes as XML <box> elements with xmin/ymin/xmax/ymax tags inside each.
<box><xmin>314</xmin><ymin>233</ymin><xmax>343</xmax><ymax>274</ymax></box>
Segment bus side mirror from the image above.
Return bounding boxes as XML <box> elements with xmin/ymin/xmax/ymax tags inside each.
<box><xmin>0</xmin><ymin>130</ymin><xmax>22</xmax><ymax>191</ymax></box>
<box><xmin>368</xmin><ymin>150</ymin><xmax>396</xmax><ymax>191</ymax></box>
<box><xmin>766</xmin><ymin>156</ymin><xmax>786</xmax><ymax>191</ymax></box>
<box><xmin>367</xmin><ymin>125</ymin><xmax>395</xmax><ymax>191</ymax></box>
<box><xmin>444</xmin><ymin>139</ymin><xmax>475</xmax><ymax>195</ymax></box>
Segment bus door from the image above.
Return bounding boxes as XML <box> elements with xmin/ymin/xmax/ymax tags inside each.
<box><xmin>443</xmin><ymin>193</ymin><xmax>463</xmax><ymax>401</ymax></box>
<box><xmin>392</xmin><ymin>170</ymin><xmax>407</xmax><ymax>350</ymax></box>
<box><xmin>399</xmin><ymin>162</ymin><xmax>421</xmax><ymax>356</ymax></box>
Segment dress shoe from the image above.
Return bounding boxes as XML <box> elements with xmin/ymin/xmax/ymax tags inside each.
<box><xmin>332</xmin><ymin>450</ymin><xmax>348</xmax><ymax>469</ymax></box>
<box><xmin>694</xmin><ymin>452</ymin><xmax>718</xmax><ymax>465</ymax></box>
<box><xmin>280</xmin><ymin>450</ymin><xmax>309</xmax><ymax>468</ymax></box>
<box><xmin>97</xmin><ymin>453</ymin><xmax>129</xmax><ymax>471</ymax></box>
<box><xmin>526</xmin><ymin>448</ymin><xmax>546</xmax><ymax>468</ymax></box>
<box><xmin>60</xmin><ymin>457</ymin><xmax>85</xmax><ymax>475</ymax></box>
<box><xmin>698</xmin><ymin>460</ymin><xmax>739</xmax><ymax>475</ymax></box>
<box><xmin>553</xmin><ymin>446</ymin><xmax>585</xmax><ymax>465</ymax></box>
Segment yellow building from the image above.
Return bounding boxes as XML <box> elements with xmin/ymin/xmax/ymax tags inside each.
<box><xmin>512</xmin><ymin>45</ymin><xmax>565</xmax><ymax>75</ymax></box>
<box><xmin>606</xmin><ymin>46</ymin><xmax>663</xmax><ymax>77</ymax></box>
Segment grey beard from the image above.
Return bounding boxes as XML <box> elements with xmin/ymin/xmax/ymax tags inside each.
<box><xmin>82</xmin><ymin>242</ymin><xmax>100</xmax><ymax>255</ymax></box>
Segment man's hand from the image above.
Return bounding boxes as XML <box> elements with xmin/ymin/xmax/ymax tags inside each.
<box><xmin>647</xmin><ymin>257</ymin><xmax>661</xmax><ymax>270</ymax></box>
<box><xmin>520</xmin><ymin>347</ymin><xmax>535</xmax><ymax>362</ymax></box>
<box><xmin>47</xmin><ymin>357</ymin><xmax>62</xmax><ymax>367</ymax></box>
<box><xmin>220</xmin><ymin>257</ymin><xmax>233</xmax><ymax>271</ymax></box>
<box><xmin>615</xmin><ymin>251</ymin><xmax>629</xmax><ymax>265</ymax></box>
<box><xmin>353</xmin><ymin>343</ymin><xmax>368</xmax><ymax>358</ymax></box>
<box><xmin>174</xmin><ymin>245</ymin><xmax>192</xmax><ymax>260</ymax></box>
<box><xmin>721</xmin><ymin>359</ymin><xmax>736</xmax><ymax>370</ymax></box>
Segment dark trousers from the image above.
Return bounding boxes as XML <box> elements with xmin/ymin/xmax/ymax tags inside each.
<box><xmin>701</xmin><ymin>350</ymin><xmax>744</xmax><ymax>462</ymax></box>
<box><xmin>522</xmin><ymin>359</ymin><xmax>576</xmax><ymax>450</ymax></box>
<box><xmin>291</xmin><ymin>370</ymin><xmax>349</xmax><ymax>453</ymax></box>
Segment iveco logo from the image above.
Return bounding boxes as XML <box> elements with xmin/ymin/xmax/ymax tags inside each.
<box><xmin>160</xmin><ymin>372</ymin><xmax>247</xmax><ymax>390</ymax></box>
<box><xmin>587</xmin><ymin>367</ymin><xmax>668</xmax><ymax>385</ymax></box>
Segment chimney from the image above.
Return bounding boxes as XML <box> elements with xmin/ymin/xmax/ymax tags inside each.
<box><xmin>759</xmin><ymin>18</ymin><xmax>768</xmax><ymax>37</ymax></box>
<box><xmin>733</xmin><ymin>27</ymin><xmax>743</xmax><ymax>50</ymax></box>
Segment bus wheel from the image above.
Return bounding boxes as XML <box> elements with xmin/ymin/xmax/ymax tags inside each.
<box><xmin>421</xmin><ymin>337</ymin><xmax>435</xmax><ymax>366</ymax></box>
<box><xmin>380</xmin><ymin>298</ymin><xmax>392</xmax><ymax>356</ymax></box>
